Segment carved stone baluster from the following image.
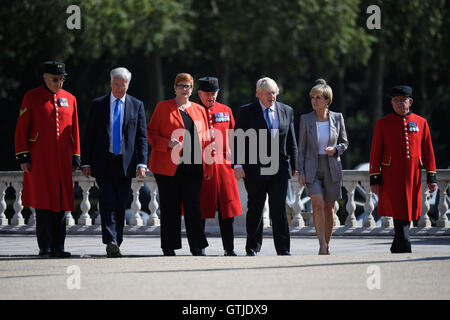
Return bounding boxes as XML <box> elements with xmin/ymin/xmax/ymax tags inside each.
<box><xmin>333</xmin><ymin>201</ymin><xmax>341</xmax><ymax>227</ymax></box>
<box><xmin>381</xmin><ymin>216</ymin><xmax>393</xmax><ymax>228</ymax></box>
<box><xmin>0</xmin><ymin>182</ymin><xmax>8</xmax><ymax>225</ymax></box>
<box><xmin>379</xmin><ymin>179</ymin><xmax>393</xmax><ymax>227</ymax></box>
<box><xmin>362</xmin><ymin>181</ymin><xmax>376</xmax><ymax>228</ymax></box>
<box><xmin>129</xmin><ymin>179</ymin><xmax>144</xmax><ymax>226</ymax></box>
<box><xmin>147</xmin><ymin>181</ymin><xmax>160</xmax><ymax>226</ymax></box>
<box><xmin>64</xmin><ymin>182</ymin><xmax>75</xmax><ymax>226</ymax></box>
<box><xmin>27</xmin><ymin>208</ymin><xmax>36</xmax><ymax>226</ymax></box>
<box><xmin>436</xmin><ymin>181</ymin><xmax>450</xmax><ymax>228</ymax></box>
<box><xmin>343</xmin><ymin>180</ymin><xmax>358</xmax><ymax>227</ymax></box>
<box><xmin>290</xmin><ymin>181</ymin><xmax>305</xmax><ymax>228</ymax></box>
<box><xmin>235</xmin><ymin>179</ymin><xmax>247</xmax><ymax>227</ymax></box>
<box><xmin>78</xmin><ymin>180</ymin><xmax>93</xmax><ymax>225</ymax></box>
<box><xmin>65</xmin><ymin>211</ymin><xmax>75</xmax><ymax>226</ymax></box>
<box><xmin>418</xmin><ymin>180</ymin><xmax>431</xmax><ymax>227</ymax></box>
<box><xmin>205</xmin><ymin>212</ymin><xmax>219</xmax><ymax>227</ymax></box>
<box><xmin>94</xmin><ymin>199</ymin><xmax>101</xmax><ymax>225</ymax></box>
<box><xmin>11</xmin><ymin>182</ymin><xmax>25</xmax><ymax>225</ymax></box>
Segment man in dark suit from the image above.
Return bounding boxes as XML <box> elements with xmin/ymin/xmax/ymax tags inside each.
<box><xmin>234</xmin><ymin>77</ymin><xmax>298</xmax><ymax>256</ymax></box>
<box><xmin>81</xmin><ymin>67</ymin><xmax>148</xmax><ymax>257</ymax></box>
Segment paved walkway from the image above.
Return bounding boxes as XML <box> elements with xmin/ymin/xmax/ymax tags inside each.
<box><xmin>0</xmin><ymin>235</ymin><xmax>449</xmax><ymax>300</ymax></box>
<box><xmin>1</xmin><ymin>234</ymin><xmax>450</xmax><ymax>256</ymax></box>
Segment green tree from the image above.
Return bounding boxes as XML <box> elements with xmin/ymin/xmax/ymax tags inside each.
<box><xmin>72</xmin><ymin>0</ymin><xmax>195</xmax><ymax>110</ymax></box>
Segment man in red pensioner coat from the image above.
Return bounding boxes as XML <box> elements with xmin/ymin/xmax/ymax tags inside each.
<box><xmin>197</xmin><ymin>77</ymin><xmax>242</xmax><ymax>256</ymax></box>
<box><xmin>14</xmin><ymin>61</ymin><xmax>80</xmax><ymax>258</ymax></box>
<box><xmin>369</xmin><ymin>85</ymin><xmax>437</xmax><ymax>253</ymax></box>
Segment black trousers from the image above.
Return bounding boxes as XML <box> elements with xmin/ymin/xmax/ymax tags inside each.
<box><xmin>201</xmin><ymin>213</ymin><xmax>234</xmax><ymax>251</ymax></box>
<box><xmin>96</xmin><ymin>154</ymin><xmax>132</xmax><ymax>246</ymax></box>
<box><xmin>155</xmin><ymin>165</ymin><xmax>208</xmax><ymax>252</ymax></box>
<box><xmin>244</xmin><ymin>174</ymin><xmax>290</xmax><ymax>254</ymax></box>
<box><xmin>391</xmin><ymin>219</ymin><xmax>412</xmax><ymax>253</ymax></box>
<box><xmin>35</xmin><ymin>209</ymin><xmax>66</xmax><ymax>252</ymax></box>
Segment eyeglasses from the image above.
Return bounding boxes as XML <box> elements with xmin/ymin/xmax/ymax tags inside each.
<box><xmin>51</xmin><ymin>77</ymin><xmax>66</xmax><ymax>83</ymax></box>
<box><xmin>176</xmin><ymin>84</ymin><xmax>192</xmax><ymax>90</ymax></box>
<box><xmin>392</xmin><ymin>97</ymin><xmax>409</xmax><ymax>103</ymax></box>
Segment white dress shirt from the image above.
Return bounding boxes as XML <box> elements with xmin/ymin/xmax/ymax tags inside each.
<box><xmin>316</xmin><ymin>121</ymin><xmax>330</xmax><ymax>155</ymax></box>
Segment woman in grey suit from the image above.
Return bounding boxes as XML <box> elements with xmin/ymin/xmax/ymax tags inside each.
<box><xmin>298</xmin><ymin>79</ymin><xmax>348</xmax><ymax>255</ymax></box>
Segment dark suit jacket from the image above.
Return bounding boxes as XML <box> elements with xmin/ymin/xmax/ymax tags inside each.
<box><xmin>234</xmin><ymin>100</ymin><xmax>298</xmax><ymax>180</ymax></box>
<box><xmin>81</xmin><ymin>93</ymin><xmax>148</xmax><ymax>179</ymax></box>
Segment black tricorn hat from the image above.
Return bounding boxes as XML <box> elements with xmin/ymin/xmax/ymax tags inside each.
<box><xmin>43</xmin><ymin>61</ymin><xmax>68</xmax><ymax>76</ymax></box>
<box><xmin>391</xmin><ymin>85</ymin><xmax>412</xmax><ymax>98</ymax></box>
<box><xmin>198</xmin><ymin>77</ymin><xmax>219</xmax><ymax>92</ymax></box>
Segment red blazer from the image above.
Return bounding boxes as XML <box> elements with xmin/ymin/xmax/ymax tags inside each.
<box><xmin>369</xmin><ymin>112</ymin><xmax>436</xmax><ymax>221</ymax></box>
<box><xmin>15</xmin><ymin>86</ymin><xmax>80</xmax><ymax>212</ymax></box>
<box><xmin>147</xmin><ymin>99</ymin><xmax>212</xmax><ymax>178</ymax></box>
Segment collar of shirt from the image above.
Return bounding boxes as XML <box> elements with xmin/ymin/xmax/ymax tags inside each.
<box><xmin>258</xmin><ymin>100</ymin><xmax>279</xmax><ymax>133</ymax></box>
<box><xmin>110</xmin><ymin>92</ymin><xmax>126</xmax><ymax>106</ymax></box>
<box><xmin>259</xmin><ymin>100</ymin><xmax>275</xmax><ymax>113</ymax></box>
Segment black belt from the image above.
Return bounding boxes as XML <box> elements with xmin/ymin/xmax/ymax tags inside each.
<box><xmin>107</xmin><ymin>152</ymin><xmax>123</xmax><ymax>159</ymax></box>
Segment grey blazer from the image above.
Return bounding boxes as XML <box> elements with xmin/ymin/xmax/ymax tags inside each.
<box><xmin>297</xmin><ymin>110</ymin><xmax>349</xmax><ymax>183</ymax></box>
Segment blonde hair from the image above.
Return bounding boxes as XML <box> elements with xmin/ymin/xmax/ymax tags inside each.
<box><xmin>309</xmin><ymin>79</ymin><xmax>333</xmax><ymax>106</ymax></box>
<box><xmin>255</xmin><ymin>77</ymin><xmax>279</xmax><ymax>95</ymax></box>
<box><xmin>174</xmin><ymin>73</ymin><xmax>194</xmax><ymax>88</ymax></box>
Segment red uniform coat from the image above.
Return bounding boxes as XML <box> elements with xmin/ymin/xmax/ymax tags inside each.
<box><xmin>200</xmin><ymin>102</ymin><xmax>242</xmax><ymax>219</ymax></box>
<box><xmin>147</xmin><ymin>99</ymin><xmax>212</xmax><ymax>179</ymax></box>
<box><xmin>369</xmin><ymin>112</ymin><xmax>436</xmax><ymax>221</ymax></box>
<box><xmin>14</xmin><ymin>86</ymin><xmax>80</xmax><ymax>212</ymax></box>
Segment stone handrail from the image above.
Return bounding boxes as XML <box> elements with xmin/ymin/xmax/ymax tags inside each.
<box><xmin>0</xmin><ymin>170</ymin><xmax>449</xmax><ymax>235</ymax></box>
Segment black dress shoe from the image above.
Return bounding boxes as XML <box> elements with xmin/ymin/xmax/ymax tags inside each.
<box><xmin>246</xmin><ymin>249</ymin><xmax>257</xmax><ymax>256</ymax></box>
<box><xmin>278</xmin><ymin>251</ymin><xmax>291</xmax><ymax>256</ymax></box>
<box><xmin>191</xmin><ymin>248</ymin><xmax>206</xmax><ymax>256</ymax></box>
<box><xmin>106</xmin><ymin>243</ymin><xmax>122</xmax><ymax>258</ymax></box>
<box><xmin>224</xmin><ymin>250</ymin><xmax>237</xmax><ymax>256</ymax></box>
<box><xmin>163</xmin><ymin>249</ymin><xmax>176</xmax><ymax>256</ymax></box>
<box><xmin>38</xmin><ymin>249</ymin><xmax>50</xmax><ymax>256</ymax></box>
<box><xmin>50</xmin><ymin>250</ymin><xmax>71</xmax><ymax>258</ymax></box>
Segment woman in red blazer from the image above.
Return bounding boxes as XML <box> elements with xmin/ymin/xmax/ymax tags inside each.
<box><xmin>148</xmin><ymin>73</ymin><xmax>212</xmax><ymax>256</ymax></box>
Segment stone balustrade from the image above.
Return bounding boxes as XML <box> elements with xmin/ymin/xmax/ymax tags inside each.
<box><xmin>0</xmin><ymin>170</ymin><xmax>449</xmax><ymax>236</ymax></box>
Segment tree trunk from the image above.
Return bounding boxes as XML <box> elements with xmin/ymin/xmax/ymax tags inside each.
<box><xmin>415</xmin><ymin>51</ymin><xmax>429</xmax><ymax>116</ymax></box>
<box><xmin>336</xmin><ymin>63</ymin><xmax>347</xmax><ymax>168</ymax></box>
<box><xmin>368</xmin><ymin>41</ymin><xmax>384</xmax><ymax>132</ymax></box>
<box><xmin>146</xmin><ymin>50</ymin><xmax>164</xmax><ymax>111</ymax></box>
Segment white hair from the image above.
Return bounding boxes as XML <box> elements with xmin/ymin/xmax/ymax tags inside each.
<box><xmin>110</xmin><ymin>67</ymin><xmax>132</xmax><ymax>82</ymax></box>
<box><xmin>255</xmin><ymin>77</ymin><xmax>279</xmax><ymax>95</ymax></box>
